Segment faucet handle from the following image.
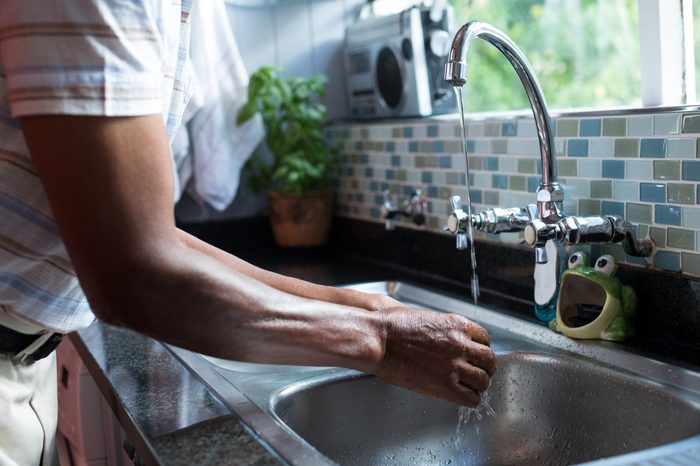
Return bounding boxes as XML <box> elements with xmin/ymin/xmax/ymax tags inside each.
<box><xmin>447</xmin><ymin>195</ymin><xmax>468</xmax><ymax>250</ymax></box>
<box><xmin>381</xmin><ymin>189</ymin><xmax>399</xmax><ymax>230</ymax></box>
<box><xmin>524</xmin><ymin>219</ymin><xmax>562</xmax><ymax>264</ymax></box>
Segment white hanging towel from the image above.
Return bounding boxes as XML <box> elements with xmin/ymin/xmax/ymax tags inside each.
<box><xmin>178</xmin><ymin>0</ymin><xmax>265</xmax><ymax>210</ymax></box>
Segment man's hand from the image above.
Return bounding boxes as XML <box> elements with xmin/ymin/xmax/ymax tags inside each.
<box><xmin>374</xmin><ymin>306</ymin><xmax>495</xmax><ymax>407</ymax></box>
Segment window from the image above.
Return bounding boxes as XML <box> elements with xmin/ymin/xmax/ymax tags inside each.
<box><xmin>450</xmin><ymin>0</ymin><xmax>641</xmax><ymax>113</ymax></box>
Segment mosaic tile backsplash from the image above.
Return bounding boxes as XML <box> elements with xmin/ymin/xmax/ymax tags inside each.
<box><xmin>328</xmin><ymin>111</ymin><xmax>700</xmax><ymax>277</ymax></box>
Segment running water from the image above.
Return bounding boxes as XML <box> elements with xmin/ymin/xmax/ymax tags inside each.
<box><xmin>453</xmin><ymin>87</ymin><xmax>496</xmax><ymax>446</ymax></box>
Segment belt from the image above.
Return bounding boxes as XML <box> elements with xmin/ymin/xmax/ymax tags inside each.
<box><xmin>0</xmin><ymin>324</ymin><xmax>64</xmax><ymax>363</ymax></box>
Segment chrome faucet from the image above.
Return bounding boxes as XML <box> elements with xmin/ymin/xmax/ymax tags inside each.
<box><xmin>381</xmin><ymin>189</ymin><xmax>427</xmax><ymax>231</ymax></box>
<box><xmin>443</xmin><ymin>21</ymin><xmax>654</xmax><ymax>315</ymax></box>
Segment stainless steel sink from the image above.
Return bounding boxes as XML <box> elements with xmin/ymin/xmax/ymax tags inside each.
<box><xmin>272</xmin><ymin>352</ymin><xmax>700</xmax><ymax>465</ymax></box>
<box><xmin>167</xmin><ymin>281</ymin><xmax>700</xmax><ymax>466</ymax></box>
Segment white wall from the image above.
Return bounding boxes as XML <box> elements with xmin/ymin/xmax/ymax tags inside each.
<box><xmin>175</xmin><ymin>0</ymin><xmax>364</xmax><ymax>223</ymax></box>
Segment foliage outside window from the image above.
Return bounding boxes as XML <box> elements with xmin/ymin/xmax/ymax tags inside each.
<box><xmin>449</xmin><ymin>0</ymin><xmax>640</xmax><ymax>113</ymax></box>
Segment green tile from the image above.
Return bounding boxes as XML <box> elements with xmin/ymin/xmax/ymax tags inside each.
<box><xmin>667</xmin><ymin>227</ymin><xmax>695</xmax><ymax>250</ymax></box>
<box><xmin>438</xmin><ymin>187</ymin><xmax>451</xmax><ymax>199</ymax></box>
<box><xmin>603</xmin><ymin>118</ymin><xmax>627</xmax><ymax>136</ymax></box>
<box><xmin>360</xmin><ymin>128</ymin><xmax>370</xmax><ymax>139</ymax></box>
<box><xmin>427</xmin><ymin>216</ymin><xmax>440</xmax><ymax>229</ymax></box>
<box><xmin>590</xmin><ymin>180</ymin><xmax>613</xmax><ymax>198</ymax></box>
<box><xmin>638</xmin><ymin>224</ymin><xmax>649</xmax><ymax>239</ymax></box>
<box><xmin>614</xmin><ymin>138</ymin><xmax>639</xmax><ymax>157</ymax></box>
<box><xmin>653</xmin><ymin>160</ymin><xmax>681</xmax><ymax>180</ymax></box>
<box><xmin>445</xmin><ymin>140</ymin><xmax>462</xmax><ymax>153</ymax></box>
<box><xmin>492</xmin><ymin>139</ymin><xmax>508</xmax><ymax>154</ymax></box>
<box><xmin>626</xmin><ymin>203</ymin><xmax>652</xmax><ymax>224</ymax></box>
<box><xmin>649</xmin><ymin>226</ymin><xmax>666</xmax><ymax>248</ymax></box>
<box><xmin>484</xmin><ymin>190</ymin><xmax>500</xmax><ymax>205</ymax></box>
<box><xmin>468</xmin><ymin>157</ymin><xmax>483</xmax><ymax>170</ymax></box>
<box><xmin>397</xmin><ymin>170</ymin><xmax>407</xmax><ymax>182</ymax></box>
<box><xmin>415</xmin><ymin>156</ymin><xmax>426</xmax><ymax>168</ymax></box>
<box><xmin>682</xmin><ymin>114</ymin><xmax>700</xmax><ymax>134</ymax></box>
<box><xmin>420</xmin><ymin>141</ymin><xmax>432</xmax><ymax>153</ymax></box>
<box><xmin>518</xmin><ymin>158</ymin><xmax>536</xmax><ymax>173</ymax></box>
<box><xmin>509</xmin><ymin>175</ymin><xmax>527</xmax><ymax>191</ymax></box>
<box><xmin>485</xmin><ymin>123</ymin><xmax>500</xmax><ymax>137</ymax></box>
<box><xmin>425</xmin><ymin>155</ymin><xmax>439</xmax><ymax>168</ymax></box>
<box><xmin>446</xmin><ymin>172</ymin><xmax>460</xmax><ymax>184</ymax></box>
<box><xmin>557</xmin><ymin>119</ymin><xmax>579</xmax><ymax>137</ymax></box>
<box><xmin>682</xmin><ymin>252</ymin><xmax>700</xmax><ymax>275</ymax></box>
<box><xmin>557</xmin><ymin>159</ymin><xmax>578</xmax><ymax>177</ymax></box>
<box><xmin>667</xmin><ymin>183</ymin><xmax>696</xmax><ymax>204</ymax></box>
<box><xmin>578</xmin><ymin>199</ymin><xmax>601</xmax><ymax>215</ymax></box>
<box><xmin>391</xmin><ymin>128</ymin><xmax>402</xmax><ymax>138</ymax></box>
<box><xmin>601</xmin><ymin>244</ymin><xmax>627</xmax><ymax>262</ymax></box>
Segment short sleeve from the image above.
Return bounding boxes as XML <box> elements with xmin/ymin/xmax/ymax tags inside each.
<box><xmin>0</xmin><ymin>0</ymin><xmax>165</xmax><ymax>117</ymax></box>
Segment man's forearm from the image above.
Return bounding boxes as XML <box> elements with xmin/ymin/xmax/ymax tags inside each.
<box><xmin>177</xmin><ymin>229</ymin><xmax>396</xmax><ymax>312</ymax></box>
<box><xmin>104</xmin><ymin>235</ymin><xmax>386</xmax><ymax>372</ymax></box>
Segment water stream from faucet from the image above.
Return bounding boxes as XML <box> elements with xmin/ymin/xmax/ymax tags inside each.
<box><xmin>454</xmin><ymin>88</ymin><xmax>496</xmax><ymax>457</ymax></box>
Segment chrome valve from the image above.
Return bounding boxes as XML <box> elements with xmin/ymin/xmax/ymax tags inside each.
<box><xmin>381</xmin><ymin>189</ymin><xmax>427</xmax><ymax>231</ymax></box>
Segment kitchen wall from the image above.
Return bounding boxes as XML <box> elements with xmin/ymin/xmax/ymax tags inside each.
<box><xmin>329</xmin><ymin>110</ymin><xmax>700</xmax><ymax>277</ymax></box>
<box><xmin>175</xmin><ymin>0</ymin><xmax>364</xmax><ymax>222</ymax></box>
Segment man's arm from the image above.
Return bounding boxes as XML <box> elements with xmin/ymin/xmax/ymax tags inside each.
<box><xmin>21</xmin><ymin>114</ymin><xmax>494</xmax><ymax>406</ymax></box>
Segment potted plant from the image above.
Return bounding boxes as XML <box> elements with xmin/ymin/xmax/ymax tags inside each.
<box><xmin>237</xmin><ymin>66</ymin><xmax>337</xmax><ymax>248</ymax></box>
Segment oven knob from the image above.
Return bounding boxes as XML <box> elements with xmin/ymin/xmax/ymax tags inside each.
<box><xmin>401</xmin><ymin>38</ymin><xmax>413</xmax><ymax>61</ymax></box>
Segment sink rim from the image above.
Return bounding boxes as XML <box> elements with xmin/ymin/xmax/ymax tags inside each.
<box><xmin>167</xmin><ymin>280</ymin><xmax>700</xmax><ymax>466</ymax></box>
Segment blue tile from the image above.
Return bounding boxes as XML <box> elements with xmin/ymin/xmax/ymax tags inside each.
<box><xmin>364</xmin><ymin>167</ymin><xmax>373</xmax><ymax>178</ymax></box>
<box><xmin>340</xmin><ymin>154</ymin><xmax>349</xmax><ymax>163</ymax></box>
<box><xmin>432</xmin><ymin>141</ymin><xmax>445</xmax><ymax>152</ymax></box>
<box><xmin>374</xmin><ymin>194</ymin><xmax>384</xmax><ymax>205</ymax></box>
<box><xmin>355</xmin><ymin>141</ymin><xmax>363</xmax><ymax>150</ymax></box>
<box><xmin>427</xmin><ymin>125</ymin><xmax>439</xmax><ymax>137</ymax></box>
<box><xmin>654</xmin><ymin>250</ymin><xmax>681</xmax><ymax>272</ymax></box>
<box><xmin>640</xmin><ymin>138</ymin><xmax>667</xmax><ymax>158</ymax></box>
<box><xmin>484</xmin><ymin>157</ymin><xmax>499</xmax><ymax>171</ymax></box>
<box><xmin>682</xmin><ymin>161</ymin><xmax>700</xmax><ymax>181</ymax></box>
<box><xmin>369</xmin><ymin>207</ymin><xmax>381</xmax><ymax>219</ymax></box>
<box><xmin>580</xmin><ymin>119</ymin><xmax>602</xmax><ymax>137</ymax></box>
<box><xmin>568</xmin><ymin>139</ymin><xmax>589</xmax><ymax>157</ymax></box>
<box><xmin>386</xmin><ymin>141</ymin><xmax>396</xmax><ymax>152</ymax></box>
<box><xmin>355</xmin><ymin>192</ymin><xmax>364</xmax><ymax>202</ymax></box>
<box><xmin>403</xmin><ymin>186</ymin><xmax>416</xmax><ymax>196</ymax></box>
<box><xmin>602</xmin><ymin>160</ymin><xmax>625</xmax><ymax>179</ymax></box>
<box><xmin>655</xmin><ymin>204</ymin><xmax>682</xmax><ymax>225</ymax></box>
<box><xmin>360</xmin><ymin>154</ymin><xmax>369</xmax><ymax>164</ymax></box>
<box><xmin>698</xmin><ymin>185</ymin><xmax>700</xmax><ymax>204</ymax></box>
<box><xmin>346</xmin><ymin>167</ymin><xmax>355</xmax><ymax>176</ymax></box>
<box><xmin>385</xmin><ymin>169</ymin><xmax>396</xmax><ymax>180</ymax></box>
<box><xmin>439</xmin><ymin>156</ymin><xmax>452</xmax><ymax>168</ymax></box>
<box><xmin>381</xmin><ymin>182</ymin><xmax>390</xmax><ymax>191</ymax></box>
<box><xmin>427</xmin><ymin>186</ymin><xmax>439</xmax><ymax>198</ymax></box>
<box><xmin>536</xmin><ymin>160</ymin><xmax>542</xmax><ymax>175</ymax></box>
<box><xmin>601</xmin><ymin>201</ymin><xmax>624</xmax><ymax>218</ymax></box>
<box><xmin>470</xmin><ymin>189</ymin><xmax>483</xmax><ymax>204</ymax></box>
<box><xmin>467</xmin><ymin>140</ymin><xmax>476</xmax><ymax>152</ymax></box>
<box><xmin>492</xmin><ymin>174</ymin><xmax>508</xmax><ymax>189</ymax></box>
<box><xmin>640</xmin><ymin>183</ymin><xmax>666</xmax><ymax>203</ymax></box>
<box><xmin>391</xmin><ymin>155</ymin><xmax>401</xmax><ymax>167</ymax></box>
<box><xmin>527</xmin><ymin>176</ymin><xmax>540</xmax><ymax>193</ymax></box>
<box><xmin>422</xmin><ymin>171</ymin><xmax>433</xmax><ymax>183</ymax></box>
<box><xmin>370</xmin><ymin>181</ymin><xmax>379</xmax><ymax>192</ymax></box>
<box><xmin>463</xmin><ymin>173</ymin><xmax>469</xmax><ymax>185</ymax></box>
<box><xmin>502</xmin><ymin>121</ymin><xmax>518</xmax><ymax>136</ymax></box>
<box><xmin>409</xmin><ymin>141</ymin><xmax>419</xmax><ymax>152</ymax></box>
<box><xmin>403</xmin><ymin>127</ymin><xmax>413</xmax><ymax>138</ymax></box>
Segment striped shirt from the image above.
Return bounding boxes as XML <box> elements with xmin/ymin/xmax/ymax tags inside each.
<box><xmin>0</xmin><ymin>0</ymin><xmax>194</xmax><ymax>332</ymax></box>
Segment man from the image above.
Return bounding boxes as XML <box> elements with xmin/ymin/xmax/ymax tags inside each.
<box><xmin>0</xmin><ymin>1</ymin><xmax>495</xmax><ymax>465</ymax></box>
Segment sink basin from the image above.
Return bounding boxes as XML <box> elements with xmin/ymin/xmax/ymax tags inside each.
<box><xmin>272</xmin><ymin>352</ymin><xmax>700</xmax><ymax>465</ymax></box>
<box><xmin>167</xmin><ymin>281</ymin><xmax>700</xmax><ymax>466</ymax></box>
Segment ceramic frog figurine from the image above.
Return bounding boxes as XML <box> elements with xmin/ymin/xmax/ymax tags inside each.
<box><xmin>549</xmin><ymin>252</ymin><xmax>636</xmax><ymax>341</ymax></box>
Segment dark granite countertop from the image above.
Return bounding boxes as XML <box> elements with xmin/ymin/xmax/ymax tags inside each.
<box><xmin>71</xmin><ymin>216</ymin><xmax>700</xmax><ymax>465</ymax></box>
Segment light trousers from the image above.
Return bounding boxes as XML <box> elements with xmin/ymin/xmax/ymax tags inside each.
<box><xmin>0</xmin><ymin>354</ymin><xmax>57</xmax><ymax>466</ymax></box>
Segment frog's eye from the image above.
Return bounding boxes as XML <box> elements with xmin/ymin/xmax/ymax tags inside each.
<box><xmin>568</xmin><ymin>252</ymin><xmax>588</xmax><ymax>269</ymax></box>
<box><xmin>594</xmin><ymin>255</ymin><xmax>618</xmax><ymax>276</ymax></box>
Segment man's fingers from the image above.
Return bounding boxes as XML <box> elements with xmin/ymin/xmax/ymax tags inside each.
<box><xmin>464</xmin><ymin>342</ymin><xmax>497</xmax><ymax>376</ymax></box>
<box><xmin>465</xmin><ymin>320</ymin><xmax>490</xmax><ymax>346</ymax></box>
<box><xmin>455</xmin><ymin>361</ymin><xmax>490</xmax><ymax>392</ymax></box>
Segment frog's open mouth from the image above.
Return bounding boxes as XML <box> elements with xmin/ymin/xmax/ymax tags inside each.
<box><xmin>559</xmin><ymin>274</ymin><xmax>607</xmax><ymax>328</ymax></box>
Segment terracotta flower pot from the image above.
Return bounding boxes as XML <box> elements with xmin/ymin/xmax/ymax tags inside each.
<box><xmin>266</xmin><ymin>189</ymin><xmax>335</xmax><ymax>247</ymax></box>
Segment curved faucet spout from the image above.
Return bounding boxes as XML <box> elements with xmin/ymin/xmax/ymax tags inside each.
<box><xmin>445</xmin><ymin>21</ymin><xmax>559</xmax><ymax>197</ymax></box>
